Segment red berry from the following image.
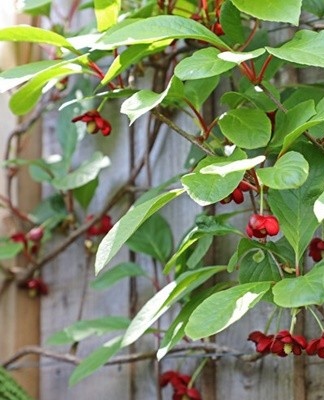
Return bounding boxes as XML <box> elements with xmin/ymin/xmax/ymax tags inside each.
<box><xmin>247</xmin><ymin>214</ymin><xmax>279</xmax><ymax>239</ymax></box>
<box><xmin>232</xmin><ymin>188</ymin><xmax>244</xmax><ymax>204</ymax></box>
<box><xmin>238</xmin><ymin>181</ymin><xmax>251</xmax><ymax>191</ymax></box>
<box><xmin>27</xmin><ymin>226</ymin><xmax>44</xmax><ymax>242</ymax></box>
<box><xmin>309</xmin><ymin>238</ymin><xmax>324</xmax><ymax>262</ymax></box>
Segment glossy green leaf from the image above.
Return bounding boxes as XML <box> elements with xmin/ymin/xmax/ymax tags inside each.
<box><xmin>187</xmin><ymin>235</ymin><xmax>213</xmax><ymax>269</ymax></box>
<box><xmin>121</xmin><ymin>76</ymin><xmax>183</xmax><ymax>124</ymax></box>
<box><xmin>268</xmin><ymin>144</ymin><xmax>324</xmax><ymax>260</ymax></box>
<box><xmin>126</xmin><ymin>214</ymin><xmax>173</xmax><ymax>263</ymax></box>
<box><xmin>157</xmin><ymin>286</ymin><xmax>224</xmax><ymax>360</ymax></box>
<box><xmin>231</xmin><ymin>0</ymin><xmax>302</xmax><ymax>25</ymax></box>
<box><xmin>314</xmin><ymin>191</ymin><xmax>324</xmax><ymax>223</ymax></box>
<box><xmin>185</xmin><ymin>282</ymin><xmax>271</xmax><ymax>340</ymax></box>
<box><xmin>73</xmin><ymin>178</ymin><xmax>98</xmax><ymax>210</ymax></box>
<box><xmin>220</xmin><ymin>0</ymin><xmax>245</xmax><ymax>45</ymax></box>
<box><xmin>94</xmin><ymin>15</ymin><xmax>230</xmax><ymax>50</ymax></box>
<box><xmin>0</xmin><ymin>60</ymin><xmax>60</xmax><ymax>93</ymax></box>
<box><xmin>257</xmin><ymin>151</ymin><xmax>309</xmax><ymax>189</ymax></box>
<box><xmin>95</xmin><ymin>189</ymin><xmax>184</xmax><ymax>274</ymax></box>
<box><xmin>184</xmin><ymin>76</ymin><xmax>219</xmax><ymax>109</ymax></box>
<box><xmin>181</xmin><ymin>149</ymin><xmax>246</xmax><ymax>206</ymax></box>
<box><xmin>303</xmin><ymin>0</ymin><xmax>324</xmax><ymax>16</ymax></box>
<box><xmin>52</xmin><ymin>152</ymin><xmax>110</xmax><ymax>191</ymax></box>
<box><xmin>0</xmin><ymin>242</ymin><xmax>24</xmax><ymax>260</ymax></box>
<box><xmin>94</xmin><ymin>0</ymin><xmax>121</xmax><ymax>31</ymax></box>
<box><xmin>175</xmin><ymin>48</ymin><xmax>236</xmax><ymax>80</ymax></box>
<box><xmin>273</xmin><ymin>262</ymin><xmax>324</xmax><ymax>307</ymax></box>
<box><xmin>0</xmin><ymin>25</ymin><xmax>76</xmax><ymax>51</ymax></box>
<box><xmin>200</xmin><ymin>155</ymin><xmax>265</xmax><ymax>176</ymax></box>
<box><xmin>69</xmin><ymin>336</ymin><xmax>122</xmax><ymax>385</ymax></box>
<box><xmin>164</xmin><ymin>213</ymin><xmax>242</xmax><ymax>274</ymax></box>
<box><xmin>266</xmin><ymin>30</ymin><xmax>324</xmax><ymax>67</ymax></box>
<box><xmin>218</xmin><ymin>108</ymin><xmax>271</xmax><ymax>149</ymax></box>
<box><xmin>270</xmin><ymin>100</ymin><xmax>316</xmax><ymax>150</ymax></box>
<box><xmin>122</xmin><ymin>266</ymin><xmax>226</xmax><ymax>346</ymax></box>
<box><xmin>102</xmin><ymin>40</ymin><xmax>171</xmax><ymax>85</ymax></box>
<box><xmin>239</xmin><ymin>249</ymin><xmax>282</xmax><ymax>284</ymax></box>
<box><xmin>9</xmin><ymin>64</ymin><xmax>84</xmax><ymax>115</ymax></box>
<box><xmin>47</xmin><ymin>316</ymin><xmax>130</xmax><ymax>345</ymax></box>
<box><xmin>91</xmin><ymin>262</ymin><xmax>146</xmax><ymax>290</ymax></box>
<box><xmin>217</xmin><ymin>48</ymin><xmax>265</xmax><ymax>64</ymax></box>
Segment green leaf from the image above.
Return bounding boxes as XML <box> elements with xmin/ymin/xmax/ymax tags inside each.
<box><xmin>218</xmin><ymin>108</ymin><xmax>271</xmax><ymax>149</ymax></box>
<box><xmin>220</xmin><ymin>0</ymin><xmax>245</xmax><ymax>45</ymax></box>
<box><xmin>94</xmin><ymin>15</ymin><xmax>230</xmax><ymax>50</ymax></box>
<box><xmin>121</xmin><ymin>76</ymin><xmax>183</xmax><ymax>124</ymax></box>
<box><xmin>73</xmin><ymin>178</ymin><xmax>98</xmax><ymax>210</ymax></box>
<box><xmin>185</xmin><ymin>282</ymin><xmax>271</xmax><ymax>340</ymax></box>
<box><xmin>102</xmin><ymin>40</ymin><xmax>171</xmax><ymax>85</ymax></box>
<box><xmin>266</xmin><ymin>30</ymin><xmax>324</xmax><ymax>67</ymax></box>
<box><xmin>303</xmin><ymin>0</ymin><xmax>324</xmax><ymax>16</ymax></box>
<box><xmin>181</xmin><ymin>149</ymin><xmax>246</xmax><ymax>206</ymax></box>
<box><xmin>0</xmin><ymin>242</ymin><xmax>24</xmax><ymax>260</ymax></box>
<box><xmin>273</xmin><ymin>262</ymin><xmax>324</xmax><ymax>307</ymax></box>
<box><xmin>270</xmin><ymin>100</ymin><xmax>316</xmax><ymax>150</ymax></box>
<box><xmin>10</xmin><ymin>63</ymin><xmax>84</xmax><ymax>115</ymax></box>
<box><xmin>184</xmin><ymin>76</ymin><xmax>219</xmax><ymax>109</ymax></box>
<box><xmin>257</xmin><ymin>151</ymin><xmax>309</xmax><ymax>189</ymax></box>
<box><xmin>18</xmin><ymin>0</ymin><xmax>52</xmax><ymax>15</ymax></box>
<box><xmin>122</xmin><ymin>266</ymin><xmax>226</xmax><ymax>346</ymax></box>
<box><xmin>157</xmin><ymin>286</ymin><xmax>224</xmax><ymax>360</ymax></box>
<box><xmin>217</xmin><ymin>48</ymin><xmax>265</xmax><ymax>64</ymax></box>
<box><xmin>90</xmin><ymin>262</ymin><xmax>147</xmax><ymax>290</ymax></box>
<box><xmin>94</xmin><ymin>0</ymin><xmax>121</xmax><ymax>31</ymax></box>
<box><xmin>126</xmin><ymin>214</ymin><xmax>173</xmax><ymax>263</ymax></box>
<box><xmin>200</xmin><ymin>155</ymin><xmax>265</xmax><ymax>176</ymax></box>
<box><xmin>0</xmin><ymin>25</ymin><xmax>76</xmax><ymax>51</ymax></box>
<box><xmin>187</xmin><ymin>235</ymin><xmax>213</xmax><ymax>269</ymax></box>
<box><xmin>314</xmin><ymin>191</ymin><xmax>324</xmax><ymax>223</ymax></box>
<box><xmin>69</xmin><ymin>336</ymin><xmax>122</xmax><ymax>385</ymax></box>
<box><xmin>0</xmin><ymin>60</ymin><xmax>60</xmax><ymax>93</ymax></box>
<box><xmin>52</xmin><ymin>152</ymin><xmax>110</xmax><ymax>191</ymax></box>
<box><xmin>47</xmin><ymin>316</ymin><xmax>130</xmax><ymax>345</ymax></box>
<box><xmin>30</xmin><ymin>194</ymin><xmax>67</xmax><ymax>225</ymax></box>
<box><xmin>95</xmin><ymin>189</ymin><xmax>184</xmax><ymax>274</ymax></box>
<box><xmin>230</xmin><ymin>0</ymin><xmax>302</xmax><ymax>25</ymax></box>
<box><xmin>239</xmin><ymin>248</ymin><xmax>282</xmax><ymax>284</ymax></box>
<box><xmin>268</xmin><ymin>144</ymin><xmax>324</xmax><ymax>260</ymax></box>
<box><xmin>164</xmin><ymin>213</ymin><xmax>242</xmax><ymax>274</ymax></box>
<box><xmin>175</xmin><ymin>48</ymin><xmax>236</xmax><ymax>80</ymax></box>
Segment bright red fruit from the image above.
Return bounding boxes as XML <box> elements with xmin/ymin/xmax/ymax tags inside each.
<box><xmin>86</xmin><ymin>215</ymin><xmax>113</xmax><ymax>236</ymax></box>
<box><xmin>308</xmin><ymin>238</ymin><xmax>324</xmax><ymax>262</ymax></box>
<box><xmin>220</xmin><ymin>180</ymin><xmax>250</xmax><ymax>205</ymax></box>
<box><xmin>160</xmin><ymin>370</ymin><xmax>201</xmax><ymax>400</ymax></box>
<box><xmin>72</xmin><ymin>110</ymin><xmax>112</xmax><ymax>136</ymax></box>
<box><xmin>246</xmin><ymin>214</ymin><xmax>279</xmax><ymax>239</ymax></box>
<box><xmin>25</xmin><ymin>278</ymin><xmax>49</xmax><ymax>296</ymax></box>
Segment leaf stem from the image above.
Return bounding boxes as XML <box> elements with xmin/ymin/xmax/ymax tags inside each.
<box><xmin>308</xmin><ymin>306</ymin><xmax>324</xmax><ymax>332</ymax></box>
<box><xmin>188</xmin><ymin>358</ymin><xmax>208</xmax><ymax>388</ymax></box>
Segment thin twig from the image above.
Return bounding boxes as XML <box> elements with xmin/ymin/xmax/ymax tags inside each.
<box><xmin>2</xmin><ymin>343</ymin><xmax>264</xmax><ymax>370</ymax></box>
<box><xmin>152</xmin><ymin>110</ymin><xmax>215</xmax><ymax>156</ymax></box>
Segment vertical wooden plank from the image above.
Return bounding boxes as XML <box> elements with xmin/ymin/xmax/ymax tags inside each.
<box><xmin>0</xmin><ymin>4</ymin><xmax>41</xmax><ymax>399</ymax></box>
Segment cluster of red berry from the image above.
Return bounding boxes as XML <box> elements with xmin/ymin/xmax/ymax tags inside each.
<box><xmin>246</xmin><ymin>214</ymin><xmax>280</xmax><ymax>239</ymax></box>
<box><xmin>72</xmin><ymin>110</ymin><xmax>112</xmax><ymax>136</ymax></box>
<box><xmin>160</xmin><ymin>370</ymin><xmax>202</xmax><ymax>400</ymax></box>
<box><xmin>220</xmin><ymin>181</ymin><xmax>251</xmax><ymax>204</ymax></box>
<box><xmin>11</xmin><ymin>226</ymin><xmax>44</xmax><ymax>255</ymax></box>
<box><xmin>248</xmin><ymin>330</ymin><xmax>324</xmax><ymax>358</ymax></box>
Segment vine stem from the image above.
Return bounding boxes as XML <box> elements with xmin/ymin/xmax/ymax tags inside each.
<box><xmin>308</xmin><ymin>306</ymin><xmax>324</xmax><ymax>332</ymax></box>
<box><xmin>188</xmin><ymin>358</ymin><xmax>208</xmax><ymax>389</ymax></box>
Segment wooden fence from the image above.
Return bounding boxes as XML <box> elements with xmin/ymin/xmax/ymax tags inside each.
<box><xmin>1</xmin><ymin>2</ymin><xmax>324</xmax><ymax>400</ymax></box>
